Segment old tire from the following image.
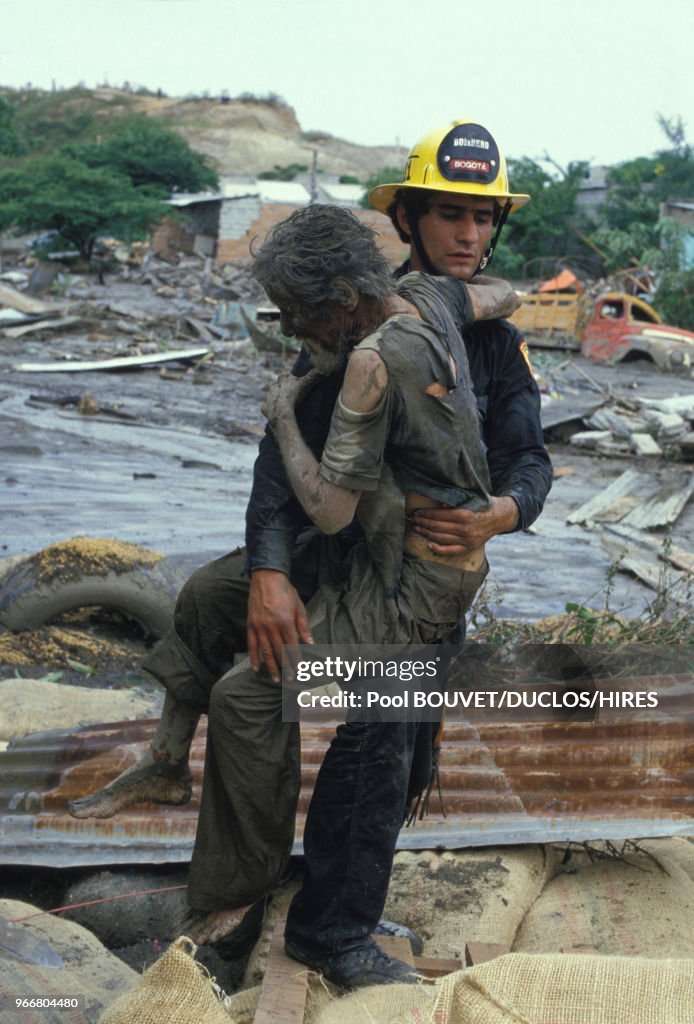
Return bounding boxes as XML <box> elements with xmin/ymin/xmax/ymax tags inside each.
<box><xmin>0</xmin><ymin>538</ymin><xmax>185</xmax><ymax>639</ymax></box>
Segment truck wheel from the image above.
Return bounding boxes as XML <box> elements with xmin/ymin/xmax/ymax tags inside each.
<box><xmin>0</xmin><ymin>538</ymin><xmax>185</xmax><ymax>639</ymax></box>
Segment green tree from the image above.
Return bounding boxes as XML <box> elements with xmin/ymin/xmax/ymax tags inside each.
<box><xmin>64</xmin><ymin>116</ymin><xmax>218</xmax><ymax>195</ymax></box>
<box><xmin>586</xmin><ymin>116</ymin><xmax>694</xmax><ymax>321</ymax></box>
<box><xmin>0</xmin><ymin>96</ymin><xmax>26</xmax><ymax>156</ymax></box>
<box><xmin>592</xmin><ymin>218</ymin><xmax>694</xmax><ymax>329</ymax></box>
<box><xmin>592</xmin><ymin>221</ymin><xmax>657</xmax><ymax>272</ymax></box>
<box><xmin>602</xmin><ymin>116</ymin><xmax>694</xmax><ymax>233</ymax></box>
<box><xmin>502</xmin><ymin>157</ymin><xmax>591</xmax><ymax>270</ymax></box>
<box><xmin>0</xmin><ymin>154</ymin><xmax>166</xmax><ymax>259</ymax></box>
<box><xmin>602</xmin><ymin>157</ymin><xmax>661</xmax><ymax>231</ymax></box>
<box><xmin>487</xmin><ymin>238</ymin><xmax>525</xmax><ymax>279</ymax></box>
<box><xmin>653</xmin><ymin>267</ymin><xmax>694</xmax><ymax>330</ymax></box>
<box><xmin>651</xmin><ymin>220</ymin><xmax>694</xmax><ymax>330</ymax></box>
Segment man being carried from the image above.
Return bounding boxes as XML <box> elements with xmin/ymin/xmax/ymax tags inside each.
<box><xmin>68</xmin><ymin>118</ymin><xmax>551</xmax><ymax>987</ymax></box>
<box><xmin>180</xmin><ymin>202</ymin><xmax>514</xmax><ymax>988</ymax></box>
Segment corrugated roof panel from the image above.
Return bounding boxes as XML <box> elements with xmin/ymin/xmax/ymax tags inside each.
<box><xmin>167</xmin><ymin>192</ymin><xmax>224</xmax><ymax>206</ymax></box>
<box><xmin>1</xmin><ymin>673</ymin><xmax>692</xmax><ymax>867</ymax></box>
<box><xmin>220</xmin><ymin>181</ymin><xmax>311</xmax><ymax>204</ymax></box>
<box><xmin>319</xmin><ymin>183</ymin><xmax>366</xmax><ymax>204</ymax></box>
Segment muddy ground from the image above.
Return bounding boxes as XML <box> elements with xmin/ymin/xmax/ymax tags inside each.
<box><xmin>1</xmin><ymin>266</ymin><xmax>693</xmax><ymax>987</ymax></box>
<box><xmin>2</xmin><ymin>270</ymin><xmax>693</xmax><ymax>631</ymax></box>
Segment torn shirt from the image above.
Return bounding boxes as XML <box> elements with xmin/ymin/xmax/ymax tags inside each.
<box><xmin>319</xmin><ymin>274</ymin><xmax>492</xmax><ymax>511</ymax></box>
<box><xmin>245</xmin><ymin>274</ymin><xmax>552</xmax><ymax>574</ymax></box>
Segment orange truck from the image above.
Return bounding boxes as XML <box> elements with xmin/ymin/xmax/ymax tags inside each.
<box><xmin>509</xmin><ymin>289</ymin><xmax>694</xmax><ymax>374</ymax></box>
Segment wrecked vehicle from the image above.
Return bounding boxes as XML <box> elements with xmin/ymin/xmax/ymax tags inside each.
<box><xmin>511</xmin><ymin>289</ymin><xmax>694</xmax><ymax>373</ymax></box>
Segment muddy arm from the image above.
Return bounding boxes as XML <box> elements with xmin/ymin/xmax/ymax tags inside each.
<box><xmin>263</xmin><ymin>352</ymin><xmax>388</xmax><ymax>535</ymax></box>
<box><xmin>466</xmin><ymin>276</ymin><xmax>520</xmax><ymax>321</ymax></box>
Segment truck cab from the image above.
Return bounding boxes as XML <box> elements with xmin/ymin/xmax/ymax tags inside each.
<box><xmin>581</xmin><ymin>293</ymin><xmax>694</xmax><ymax>373</ymax></box>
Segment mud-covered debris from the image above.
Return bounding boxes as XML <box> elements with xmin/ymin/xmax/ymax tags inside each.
<box><xmin>0</xmin><ymin>623</ymin><xmax>144</xmax><ymax>669</ymax></box>
<box><xmin>0</xmin><ymin>281</ymin><xmax>64</xmax><ymax>317</ymax></box>
<box><xmin>28</xmin><ymin>537</ymin><xmax>163</xmax><ymax>585</ymax></box>
<box><xmin>77</xmin><ymin>393</ymin><xmax>100</xmax><ymax>416</ymax></box>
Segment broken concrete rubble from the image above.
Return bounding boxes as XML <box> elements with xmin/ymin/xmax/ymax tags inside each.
<box><xmin>538</xmin><ymin>356</ymin><xmax>694</xmax><ymax>461</ymax></box>
<box><xmin>630</xmin><ymin>433</ymin><xmax>662</xmax><ymax>456</ymax></box>
<box><xmin>569</xmin><ymin>430</ymin><xmax>613</xmax><ymax>450</ymax></box>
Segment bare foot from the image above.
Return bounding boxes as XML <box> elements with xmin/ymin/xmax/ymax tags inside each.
<box><xmin>183</xmin><ymin>906</ymin><xmax>253</xmax><ymax>945</ymax></box>
<box><xmin>68</xmin><ymin>761</ymin><xmax>192</xmax><ymax>819</ymax></box>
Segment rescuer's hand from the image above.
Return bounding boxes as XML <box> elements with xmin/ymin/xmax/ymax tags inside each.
<box><xmin>467</xmin><ymin>276</ymin><xmax>521</xmax><ymax>321</ymax></box>
<box><xmin>247</xmin><ymin>569</ymin><xmax>313</xmax><ymax>683</ymax></box>
<box><xmin>410</xmin><ymin>496</ymin><xmax>520</xmax><ymax>554</ymax></box>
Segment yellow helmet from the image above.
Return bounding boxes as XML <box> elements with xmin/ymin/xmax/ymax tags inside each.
<box><xmin>369</xmin><ymin>119</ymin><xmax>530</xmax><ymax>214</ymax></box>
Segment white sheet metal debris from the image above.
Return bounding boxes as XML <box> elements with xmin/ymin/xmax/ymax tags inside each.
<box><xmin>13</xmin><ymin>348</ymin><xmax>211</xmax><ymax>373</ymax></box>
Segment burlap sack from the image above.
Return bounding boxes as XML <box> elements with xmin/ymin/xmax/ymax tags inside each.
<box><xmin>310</xmin><ymin>954</ymin><xmax>694</xmax><ymax>1024</ymax></box>
<box><xmin>383</xmin><ymin>845</ymin><xmax>555</xmax><ymax>958</ymax></box>
<box><xmin>516</xmin><ymin>838</ymin><xmax>694</xmax><ymax>957</ymax></box>
<box><xmin>216</xmin><ymin>984</ymin><xmax>260</xmax><ymax>1024</ymax></box>
<box><xmin>0</xmin><ymin>898</ymin><xmax>137</xmax><ymax>1024</ymax></box>
<box><xmin>99</xmin><ymin>937</ymin><xmax>231</xmax><ymax>1024</ymax></box>
<box><xmin>435</xmin><ymin>953</ymin><xmax>694</xmax><ymax>1024</ymax></box>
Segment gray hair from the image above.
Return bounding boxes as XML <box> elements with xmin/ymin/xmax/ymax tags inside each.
<box><xmin>251</xmin><ymin>204</ymin><xmax>393</xmax><ymax>320</ymax></box>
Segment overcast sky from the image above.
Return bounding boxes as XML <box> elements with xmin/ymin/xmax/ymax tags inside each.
<box><xmin>2</xmin><ymin>0</ymin><xmax>693</xmax><ymax>171</ymax></box>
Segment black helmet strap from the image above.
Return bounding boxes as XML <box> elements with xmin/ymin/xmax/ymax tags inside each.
<box><xmin>408</xmin><ymin>213</ymin><xmax>440</xmax><ymax>276</ymax></box>
<box><xmin>477</xmin><ymin>200</ymin><xmax>511</xmax><ymax>273</ymax></box>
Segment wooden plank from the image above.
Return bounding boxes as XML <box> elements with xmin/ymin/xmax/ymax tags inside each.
<box><xmin>601</xmin><ymin>523</ymin><xmax>694</xmax><ymax>575</ymax></box>
<box><xmin>253</xmin><ymin>921</ymin><xmax>309</xmax><ymax>1024</ymax></box>
<box><xmin>252</xmin><ymin>927</ymin><xmax>460</xmax><ymax>1023</ymax></box>
<box><xmin>375</xmin><ymin>937</ymin><xmax>462</xmax><ymax>978</ymax></box>
<box><xmin>0</xmin><ymin>281</ymin><xmax>63</xmax><ymax>316</ymax></box>
<box><xmin>567</xmin><ymin>469</ymin><xmax>643</xmax><ymax>526</ymax></box>
<box><xmin>413</xmin><ymin>955</ymin><xmax>463</xmax><ymax>978</ymax></box>
<box><xmin>373</xmin><ymin>933</ymin><xmax>415</xmax><ymax>966</ymax></box>
<box><xmin>465</xmin><ymin>942</ymin><xmax>511</xmax><ymax>966</ymax></box>
<box><xmin>6</xmin><ymin>316</ymin><xmax>82</xmax><ymax>339</ymax></box>
<box><xmin>621</xmin><ymin>473</ymin><xmax>694</xmax><ymax>529</ymax></box>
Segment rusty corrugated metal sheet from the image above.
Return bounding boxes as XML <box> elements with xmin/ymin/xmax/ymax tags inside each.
<box><xmin>1</xmin><ymin>673</ymin><xmax>693</xmax><ymax>867</ymax></box>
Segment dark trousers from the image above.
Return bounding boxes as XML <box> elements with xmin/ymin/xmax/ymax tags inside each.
<box><xmin>143</xmin><ymin>538</ymin><xmax>484</xmax><ymax>951</ymax></box>
<box><xmin>286</xmin><ymin>718</ymin><xmax>421</xmax><ymax>953</ymax></box>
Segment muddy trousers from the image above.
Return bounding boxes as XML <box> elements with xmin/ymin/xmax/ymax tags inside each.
<box><xmin>143</xmin><ymin>539</ymin><xmax>484</xmax><ymax>953</ymax></box>
<box><xmin>184</xmin><ymin>663</ymin><xmax>423</xmax><ymax>957</ymax></box>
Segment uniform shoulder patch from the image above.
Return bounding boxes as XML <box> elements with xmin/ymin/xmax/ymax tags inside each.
<box><xmin>518</xmin><ymin>338</ymin><xmax>535</xmax><ymax>377</ymax></box>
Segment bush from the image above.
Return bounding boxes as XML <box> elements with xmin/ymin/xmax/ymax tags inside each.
<box><xmin>654</xmin><ymin>268</ymin><xmax>694</xmax><ymax>330</ymax></box>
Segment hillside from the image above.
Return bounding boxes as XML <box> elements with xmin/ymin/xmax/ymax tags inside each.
<box><xmin>1</xmin><ymin>85</ymin><xmax>406</xmax><ymax>182</ymax></box>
